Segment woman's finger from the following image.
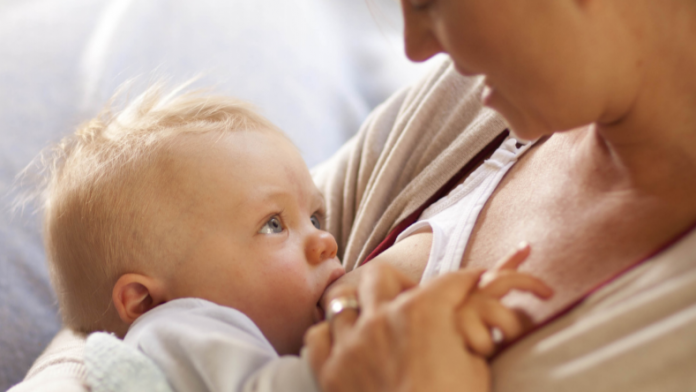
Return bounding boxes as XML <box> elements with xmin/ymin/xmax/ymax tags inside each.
<box><xmin>324</xmin><ymin>285</ymin><xmax>361</xmax><ymax>342</ymax></box>
<box><xmin>481</xmin><ymin>270</ymin><xmax>554</xmax><ymax>300</ymax></box>
<box><xmin>359</xmin><ymin>263</ymin><xmax>417</xmax><ymax>315</ymax></box>
<box><xmin>321</xmin><ymin>270</ymin><xmax>363</xmax><ymax>310</ymax></box>
<box><xmin>304</xmin><ymin>322</ymin><xmax>332</xmax><ymax>376</ymax></box>
<box><xmin>322</xmin><ymin>283</ymin><xmax>359</xmax><ymax>311</ymax></box>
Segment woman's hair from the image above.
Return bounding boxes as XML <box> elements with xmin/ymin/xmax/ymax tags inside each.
<box><xmin>38</xmin><ymin>83</ymin><xmax>279</xmax><ymax>335</ymax></box>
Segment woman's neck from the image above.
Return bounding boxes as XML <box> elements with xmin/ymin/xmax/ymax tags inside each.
<box><xmin>590</xmin><ymin>86</ymin><xmax>696</xmax><ymax>198</ymax></box>
<box><xmin>577</xmin><ymin>1</ymin><xmax>696</xmax><ymax>202</ymax></box>
<box><xmin>565</xmin><ymin>121</ymin><xmax>696</xmax><ymax>205</ymax></box>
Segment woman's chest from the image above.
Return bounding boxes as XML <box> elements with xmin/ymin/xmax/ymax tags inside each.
<box><xmin>459</xmin><ymin>142</ymin><xmax>687</xmax><ymax>321</ymax></box>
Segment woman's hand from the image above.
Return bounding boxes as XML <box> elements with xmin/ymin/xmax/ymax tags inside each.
<box><xmin>305</xmin><ymin>263</ymin><xmax>491</xmax><ymax>392</ymax></box>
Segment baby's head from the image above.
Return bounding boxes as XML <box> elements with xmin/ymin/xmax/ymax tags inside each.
<box><xmin>42</xmin><ymin>85</ymin><xmax>344</xmax><ymax>354</ymax></box>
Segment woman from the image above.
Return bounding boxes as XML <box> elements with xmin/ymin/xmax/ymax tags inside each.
<box><xmin>307</xmin><ymin>0</ymin><xmax>696</xmax><ymax>391</ymax></box>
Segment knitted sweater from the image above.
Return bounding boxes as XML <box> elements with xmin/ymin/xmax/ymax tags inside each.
<box><xmin>312</xmin><ymin>58</ymin><xmax>507</xmax><ymax>271</ymax></box>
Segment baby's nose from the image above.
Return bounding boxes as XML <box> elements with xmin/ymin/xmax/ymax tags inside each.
<box><xmin>306</xmin><ymin>231</ymin><xmax>338</xmax><ymax>265</ymax></box>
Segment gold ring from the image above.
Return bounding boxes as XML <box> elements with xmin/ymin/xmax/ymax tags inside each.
<box><xmin>326</xmin><ymin>296</ymin><xmax>360</xmax><ymax>321</ymax></box>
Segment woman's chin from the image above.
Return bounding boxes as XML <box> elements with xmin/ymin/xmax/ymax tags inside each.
<box><xmin>503</xmin><ymin>116</ymin><xmax>555</xmax><ymax>142</ymax></box>
<box><xmin>507</xmin><ymin>119</ymin><xmax>558</xmax><ymax>142</ymax></box>
<box><xmin>482</xmin><ymin>90</ymin><xmax>555</xmax><ymax>141</ymax></box>
<box><xmin>481</xmin><ymin>85</ymin><xmax>495</xmax><ymax>106</ymax></box>
<box><xmin>481</xmin><ymin>84</ymin><xmax>510</xmax><ymax>115</ymax></box>
<box><xmin>508</xmin><ymin>128</ymin><xmax>535</xmax><ymax>143</ymax></box>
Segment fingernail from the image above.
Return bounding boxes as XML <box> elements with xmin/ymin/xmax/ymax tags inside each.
<box><xmin>518</xmin><ymin>241</ymin><xmax>529</xmax><ymax>250</ymax></box>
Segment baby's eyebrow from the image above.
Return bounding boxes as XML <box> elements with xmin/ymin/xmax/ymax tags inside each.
<box><xmin>313</xmin><ymin>189</ymin><xmax>326</xmax><ymax>210</ymax></box>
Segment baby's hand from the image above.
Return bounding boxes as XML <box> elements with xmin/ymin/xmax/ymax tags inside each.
<box><xmin>456</xmin><ymin>243</ymin><xmax>553</xmax><ymax>357</ymax></box>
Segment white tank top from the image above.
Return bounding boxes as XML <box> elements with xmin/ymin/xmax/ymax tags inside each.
<box><xmin>395</xmin><ymin>136</ymin><xmax>535</xmax><ymax>282</ymax></box>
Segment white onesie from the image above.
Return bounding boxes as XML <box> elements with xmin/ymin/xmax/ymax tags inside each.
<box><xmin>123</xmin><ymin>298</ymin><xmax>320</xmax><ymax>392</ymax></box>
<box><xmin>395</xmin><ymin>136</ymin><xmax>534</xmax><ymax>282</ymax></box>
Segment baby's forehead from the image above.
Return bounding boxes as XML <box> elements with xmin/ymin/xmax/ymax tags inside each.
<box><xmin>129</xmin><ymin>131</ymin><xmax>324</xmax><ymax>249</ymax></box>
<box><xmin>156</xmin><ymin>130</ymin><xmax>289</xmax><ymax>175</ymax></box>
<box><xmin>151</xmin><ymin>130</ymin><xmax>316</xmax><ymax>200</ymax></box>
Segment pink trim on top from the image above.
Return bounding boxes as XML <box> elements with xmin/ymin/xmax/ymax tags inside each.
<box><xmin>492</xmin><ymin>218</ymin><xmax>696</xmax><ymax>359</ymax></box>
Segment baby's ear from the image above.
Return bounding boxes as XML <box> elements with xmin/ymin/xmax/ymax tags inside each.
<box><xmin>112</xmin><ymin>273</ymin><xmax>168</xmax><ymax>325</ymax></box>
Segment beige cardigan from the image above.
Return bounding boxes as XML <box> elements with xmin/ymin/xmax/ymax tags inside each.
<box><xmin>312</xmin><ymin>58</ymin><xmax>507</xmax><ymax>271</ymax></box>
<box><xmin>11</xmin><ymin>59</ymin><xmax>696</xmax><ymax>392</ymax></box>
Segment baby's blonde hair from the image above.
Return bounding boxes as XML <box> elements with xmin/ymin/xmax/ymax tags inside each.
<box><xmin>40</xmin><ymin>83</ymin><xmax>279</xmax><ymax>336</ymax></box>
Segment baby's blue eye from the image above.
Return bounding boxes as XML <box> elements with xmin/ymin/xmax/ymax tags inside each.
<box><xmin>310</xmin><ymin>214</ymin><xmax>321</xmax><ymax>230</ymax></box>
<box><xmin>259</xmin><ymin>216</ymin><xmax>284</xmax><ymax>234</ymax></box>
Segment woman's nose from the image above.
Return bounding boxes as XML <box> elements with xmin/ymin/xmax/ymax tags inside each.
<box><xmin>306</xmin><ymin>230</ymin><xmax>338</xmax><ymax>265</ymax></box>
<box><xmin>401</xmin><ymin>2</ymin><xmax>443</xmax><ymax>61</ymax></box>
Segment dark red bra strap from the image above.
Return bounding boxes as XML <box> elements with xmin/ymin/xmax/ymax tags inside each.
<box><xmin>360</xmin><ymin>130</ymin><xmax>510</xmax><ymax>266</ymax></box>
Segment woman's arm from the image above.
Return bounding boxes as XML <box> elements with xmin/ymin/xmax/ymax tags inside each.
<box><xmin>308</xmin><ymin>246</ymin><xmax>554</xmax><ymax>392</ymax></box>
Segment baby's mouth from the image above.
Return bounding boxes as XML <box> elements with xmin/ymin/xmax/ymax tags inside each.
<box><xmin>314</xmin><ymin>267</ymin><xmax>346</xmax><ymax>322</ymax></box>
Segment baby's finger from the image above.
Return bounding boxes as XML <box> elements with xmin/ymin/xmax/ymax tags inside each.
<box><xmin>457</xmin><ymin>308</ymin><xmax>496</xmax><ymax>357</ymax></box>
<box><xmin>480</xmin><ymin>243</ymin><xmax>530</xmax><ymax>287</ymax></box>
<box><xmin>494</xmin><ymin>242</ymin><xmax>531</xmax><ymax>271</ymax></box>
<box><xmin>481</xmin><ymin>271</ymin><xmax>554</xmax><ymax>300</ymax></box>
<box><xmin>478</xmin><ymin>298</ymin><xmax>525</xmax><ymax>342</ymax></box>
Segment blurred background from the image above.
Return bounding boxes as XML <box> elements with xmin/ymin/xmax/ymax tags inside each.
<box><xmin>0</xmin><ymin>0</ymin><xmax>442</xmax><ymax>389</ymax></box>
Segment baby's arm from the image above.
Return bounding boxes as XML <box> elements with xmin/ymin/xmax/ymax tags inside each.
<box><xmin>242</xmin><ymin>355</ymin><xmax>320</xmax><ymax>392</ymax></box>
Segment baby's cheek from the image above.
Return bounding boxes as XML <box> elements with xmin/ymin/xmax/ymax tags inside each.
<box><xmin>272</xmin><ymin>269</ymin><xmax>315</xmax><ymax>308</ymax></box>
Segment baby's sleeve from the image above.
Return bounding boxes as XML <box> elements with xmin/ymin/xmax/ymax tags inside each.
<box><xmin>123</xmin><ymin>299</ymin><xmax>319</xmax><ymax>392</ymax></box>
<box><xmin>242</xmin><ymin>353</ymin><xmax>320</xmax><ymax>392</ymax></box>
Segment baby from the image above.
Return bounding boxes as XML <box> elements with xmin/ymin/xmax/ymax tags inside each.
<box><xmin>40</xmin><ymin>85</ymin><xmax>550</xmax><ymax>392</ymax></box>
